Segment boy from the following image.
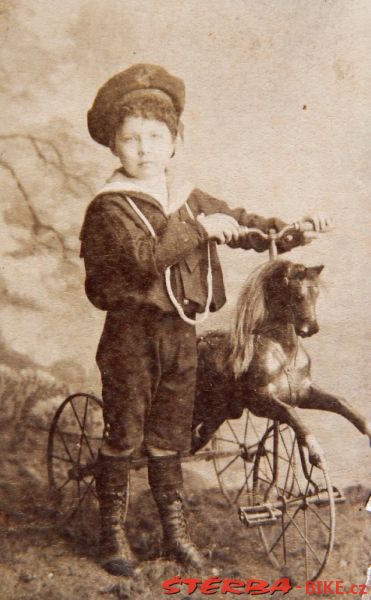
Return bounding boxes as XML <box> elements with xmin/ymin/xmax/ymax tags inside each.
<box><xmin>80</xmin><ymin>63</ymin><xmax>330</xmax><ymax>576</ymax></box>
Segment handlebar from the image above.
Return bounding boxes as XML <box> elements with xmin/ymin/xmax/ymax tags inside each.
<box><xmin>240</xmin><ymin>221</ymin><xmax>324</xmax><ymax>261</ymax></box>
<box><xmin>240</xmin><ymin>220</ymin><xmax>316</xmax><ymax>241</ymax></box>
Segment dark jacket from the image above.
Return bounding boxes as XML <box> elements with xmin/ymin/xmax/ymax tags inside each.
<box><xmin>79</xmin><ymin>187</ymin><xmax>301</xmax><ymax>313</ymax></box>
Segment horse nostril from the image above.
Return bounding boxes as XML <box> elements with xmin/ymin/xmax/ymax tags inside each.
<box><xmin>298</xmin><ymin>325</ymin><xmax>309</xmax><ymax>337</ymax></box>
<box><xmin>298</xmin><ymin>322</ymin><xmax>319</xmax><ymax>337</ymax></box>
<box><xmin>311</xmin><ymin>323</ymin><xmax>319</xmax><ymax>335</ymax></box>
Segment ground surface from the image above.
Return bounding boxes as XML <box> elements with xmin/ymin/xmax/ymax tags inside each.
<box><xmin>0</xmin><ymin>422</ymin><xmax>369</xmax><ymax>600</ymax></box>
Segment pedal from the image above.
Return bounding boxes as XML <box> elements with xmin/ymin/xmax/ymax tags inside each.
<box><xmin>239</xmin><ymin>504</ymin><xmax>282</xmax><ymax>528</ymax></box>
<box><xmin>306</xmin><ymin>486</ymin><xmax>346</xmax><ymax>507</ymax></box>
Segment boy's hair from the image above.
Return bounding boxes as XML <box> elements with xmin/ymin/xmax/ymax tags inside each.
<box><xmin>110</xmin><ymin>93</ymin><xmax>179</xmax><ymax>149</ymax></box>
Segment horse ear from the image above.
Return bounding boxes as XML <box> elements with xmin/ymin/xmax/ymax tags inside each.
<box><xmin>308</xmin><ymin>265</ymin><xmax>324</xmax><ymax>278</ymax></box>
<box><xmin>275</xmin><ymin>261</ymin><xmax>293</xmax><ymax>287</ymax></box>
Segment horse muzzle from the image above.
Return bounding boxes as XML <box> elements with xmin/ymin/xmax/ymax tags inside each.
<box><xmin>297</xmin><ymin>322</ymin><xmax>319</xmax><ymax>337</ymax></box>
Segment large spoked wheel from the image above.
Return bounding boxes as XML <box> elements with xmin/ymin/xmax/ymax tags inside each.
<box><xmin>47</xmin><ymin>393</ymin><xmax>129</xmax><ymax>532</ymax></box>
<box><xmin>251</xmin><ymin>421</ymin><xmax>335</xmax><ymax>583</ymax></box>
<box><xmin>212</xmin><ymin>410</ymin><xmax>273</xmax><ymax>506</ymax></box>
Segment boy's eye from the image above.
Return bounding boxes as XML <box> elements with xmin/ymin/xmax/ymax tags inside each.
<box><xmin>150</xmin><ymin>132</ymin><xmax>161</xmax><ymax>139</ymax></box>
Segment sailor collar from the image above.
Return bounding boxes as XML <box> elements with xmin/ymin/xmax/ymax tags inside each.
<box><xmin>96</xmin><ymin>169</ymin><xmax>194</xmax><ymax>215</ymax></box>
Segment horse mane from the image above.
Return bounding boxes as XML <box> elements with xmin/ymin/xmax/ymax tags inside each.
<box><xmin>229</xmin><ymin>259</ymin><xmax>292</xmax><ymax>379</ymax></box>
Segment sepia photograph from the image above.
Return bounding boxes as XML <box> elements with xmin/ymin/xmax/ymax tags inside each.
<box><xmin>0</xmin><ymin>1</ymin><xmax>370</xmax><ymax>598</ymax></box>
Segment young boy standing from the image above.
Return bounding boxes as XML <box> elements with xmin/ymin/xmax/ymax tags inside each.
<box><xmin>80</xmin><ymin>63</ymin><xmax>330</xmax><ymax>576</ymax></box>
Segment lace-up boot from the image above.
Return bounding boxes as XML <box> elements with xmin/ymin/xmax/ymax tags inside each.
<box><xmin>95</xmin><ymin>452</ymin><xmax>136</xmax><ymax>576</ymax></box>
<box><xmin>148</xmin><ymin>454</ymin><xmax>204</xmax><ymax>569</ymax></box>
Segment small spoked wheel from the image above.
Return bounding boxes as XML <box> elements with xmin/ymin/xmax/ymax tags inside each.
<box><xmin>212</xmin><ymin>410</ymin><xmax>273</xmax><ymax>505</ymax></box>
<box><xmin>47</xmin><ymin>393</ymin><xmax>129</xmax><ymax>532</ymax></box>
<box><xmin>251</xmin><ymin>421</ymin><xmax>335</xmax><ymax>583</ymax></box>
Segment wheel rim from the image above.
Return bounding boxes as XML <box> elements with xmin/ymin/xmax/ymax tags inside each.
<box><xmin>212</xmin><ymin>410</ymin><xmax>273</xmax><ymax>506</ymax></box>
<box><xmin>252</xmin><ymin>422</ymin><xmax>335</xmax><ymax>583</ymax></box>
<box><xmin>47</xmin><ymin>393</ymin><xmax>104</xmax><ymax>528</ymax></box>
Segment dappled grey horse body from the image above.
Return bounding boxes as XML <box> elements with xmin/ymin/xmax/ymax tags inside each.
<box><xmin>192</xmin><ymin>260</ymin><xmax>370</xmax><ymax>464</ymax></box>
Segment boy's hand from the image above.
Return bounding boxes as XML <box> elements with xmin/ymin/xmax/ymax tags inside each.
<box><xmin>197</xmin><ymin>213</ymin><xmax>241</xmax><ymax>244</ymax></box>
<box><xmin>299</xmin><ymin>213</ymin><xmax>334</xmax><ymax>244</ymax></box>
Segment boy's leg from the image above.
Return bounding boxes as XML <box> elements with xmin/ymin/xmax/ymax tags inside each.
<box><xmin>95</xmin><ymin>307</ymin><xmax>157</xmax><ymax>576</ymax></box>
<box><xmin>146</xmin><ymin>315</ymin><xmax>203</xmax><ymax>568</ymax></box>
<box><xmin>96</xmin><ymin>371</ymin><xmax>151</xmax><ymax>576</ymax></box>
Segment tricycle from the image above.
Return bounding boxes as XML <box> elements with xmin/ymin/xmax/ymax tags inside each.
<box><xmin>47</xmin><ymin>222</ymin><xmax>370</xmax><ymax>582</ymax></box>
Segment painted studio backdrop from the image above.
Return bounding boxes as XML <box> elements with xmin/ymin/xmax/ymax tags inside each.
<box><xmin>0</xmin><ymin>1</ymin><xmax>370</xmax><ymax>598</ymax></box>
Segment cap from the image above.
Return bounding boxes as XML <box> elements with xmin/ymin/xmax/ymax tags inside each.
<box><xmin>87</xmin><ymin>64</ymin><xmax>185</xmax><ymax>146</ymax></box>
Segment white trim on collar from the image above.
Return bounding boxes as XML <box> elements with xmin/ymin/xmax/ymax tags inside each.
<box><xmin>96</xmin><ymin>170</ymin><xmax>194</xmax><ymax>215</ymax></box>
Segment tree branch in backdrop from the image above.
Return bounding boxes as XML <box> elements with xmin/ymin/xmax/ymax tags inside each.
<box><xmin>0</xmin><ymin>133</ymin><xmax>95</xmax><ymax>258</ymax></box>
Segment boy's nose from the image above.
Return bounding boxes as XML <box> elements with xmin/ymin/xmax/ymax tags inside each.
<box><xmin>138</xmin><ymin>138</ymin><xmax>151</xmax><ymax>155</ymax></box>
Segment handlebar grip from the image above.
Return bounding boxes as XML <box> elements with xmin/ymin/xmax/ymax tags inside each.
<box><xmin>294</xmin><ymin>220</ymin><xmax>315</xmax><ymax>233</ymax></box>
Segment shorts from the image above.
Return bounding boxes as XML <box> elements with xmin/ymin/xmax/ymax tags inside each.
<box><xmin>96</xmin><ymin>303</ymin><xmax>197</xmax><ymax>453</ymax></box>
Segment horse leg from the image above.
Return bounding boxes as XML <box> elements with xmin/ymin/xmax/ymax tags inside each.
<box><xmin>249</xmin><ymin>394</ymin><xmax>325</xmax><ymax>467</ymax></box>
<box><xmin>300</xmin><ymin>385</ymin><xmax>371</xmax><ymax>441</ymax></box>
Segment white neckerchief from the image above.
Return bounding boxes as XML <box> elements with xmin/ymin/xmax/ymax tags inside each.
<box><xmin>97</xmin><ymin>169</ymin><xmax>194</xmax><ymax>215</ymax></box>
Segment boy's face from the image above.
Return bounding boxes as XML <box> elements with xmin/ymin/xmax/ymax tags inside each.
<box><xmin>113</xmin><ymin>116</ymin><xmax>175</xmax><ymax>179</ymax></box>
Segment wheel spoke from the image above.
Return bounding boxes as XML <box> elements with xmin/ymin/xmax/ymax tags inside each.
<box><xmin>280</xmin><ymin>434</ymin><xmax>304</xmax><ymax>496</ymax></box>
<box><xmin>216</xmin><ymin>453</ymin><xmax>239</xmax><ymax>476</ymax></box>
<box><xmin>56</xmin><ymin>426</ymin><xmax>74</xmax><ymax>463</ymax></box>
<box><xmin>262</xmin><ymin>443</ymin><xmax>274</xmax><ymax>477</ymax></box>
<box><xmin>81</xmin><ymin>476</ymin><xmax>97</xmax><ymax>499</ymax></box>
<box><xmin>265</xmin><ymin>449</ymin><xmax>291</xmax><ymax>464</ymax></box>
<box><xmin>56</xmin><ymin>476</ymin><xmax>73</xmax><ymax>492</ymax></box>
<box><xmin>281</xmin><ymin>512</ymin><xmax>287</xmax><ymax>565</ymax></box>
<box><xmin>234</xmin><ymin>479</ymin><xmax>249</xmax><ymax>503</ymax></box>
<box><xmin>262</xmin><ymin>449</ymin><xmax>297</xmax><ymax>499</ymax></box>
<box><xmin>226</xmin><ymin>421</ymin><xmax>240</xmax><ymax>444</ymax></box>
<box><xmin>283</xmin><ymin>441</ymin><xmax>295</xmax><ymax>491</ymax></box>
<box><xmin>306</xmin><ymin>504</ymin><xmax>331</xmax><ymax>531</ymax></box>
<box><xmin>262</xmin><ymin>443</ymin><xmax>286</xmax><ymax>501</ymax></box>
<box><xmin>76</xmin><ymin>398</ymin><xmax>88</xmax><ymax>467</ymax></box>
<box><xmin>268</xmin><ymin>504</ymin><xmax>302</xmax><ymax>553</ymax></box>
<box><xmin>214</xmin><ymin>436</ymin><xmax>237</xmax><ymax>445</ymax></box>
<box><xmin>243</xmin><ymin>412</ymin><xmax>249</xmax><ymax>441</ymax></box>
<box><xmin>304</xmin><ymin>463</ymin><xmax>315</xmax><ymax>497</ymax></box>
<box><xmin>70</xmin><ymin>399</ymin><xmax>95</xmax><ymax>459</ymax></box>
<box><xmin>285</xmin><ymin>510</ymin><xmax>322</xmax><ymax>566</ymax></box>
<box><xmin>81</xmin><ymin>397</ymin><xmax>90</xmax><ymax>458</ymax></box>
<box><xmin>249</xmin><ymin>417</ymin><xmax>261</xmax><ymax>441</ymax></box>
<box><xmin>52</xmin><ymin>454</ymin><xmax>72</xmax><ymax>463</ymax></box>
<box><xmin>255</xmin><ymin>475</ymin><xmax>276</xmax><ymax>487</ymax></box>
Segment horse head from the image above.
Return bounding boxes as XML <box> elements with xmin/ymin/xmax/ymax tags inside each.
<box><xmin>263</xmin><ymin>261</ymin><xmax>324</xmax><ymax>338</ymax></box>
<box><xmin>230</xmin><ymin>260</ymin><xmax>324</xmax><ymax>377</ymax></box>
